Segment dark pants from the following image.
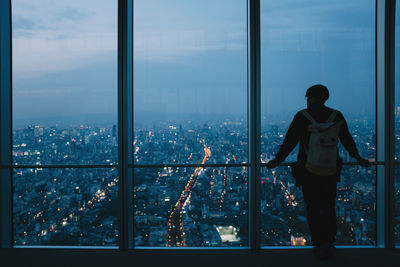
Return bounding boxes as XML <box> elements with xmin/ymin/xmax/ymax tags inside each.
<box><xmin>301</xmin><ymin>175</ymin><xmax>337</xmax><ymax>246</ymax></box>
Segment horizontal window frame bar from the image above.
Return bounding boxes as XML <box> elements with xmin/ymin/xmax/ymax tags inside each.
<box><xmin>0</xmin><ymin>161</ymin><xmax>384</xmax><ymax>169</ymax></box>
<box><xmin>130</xmin><ymin>161</ymin><xmax>384</xmax><ymax>168</ymax></box>
<box><xmin>261</xmin><ymin>246</ymin><xmax>313</xmax><ymax>250</ymax></box>
<box><xmin>133</xmin><ymin>247</ymin><xmax>249</xmax><ymax>250</ymax></box>
<box><xmin>260</xmin><ymin>161</ymin><xmax>385</xmax><ymax>167</ymax></box>
<box><xmin>261</xmin><ymin>245</ymin><xmax>376</xmax><ymax>249</ymax></box>
<box><xmin>2</xmin><ymin>165</ymin><xmax>118</xmax><ymax>169</ymax></box>
<box><xmin>13</xmin><ymin>246</ymin><xmax>119</xmax><ymax>250</ymax></box>
<box><xmin>130</xmin><ymin>163</ymin><xmax>250</xmax><ymax>168</ymax></box>
<box><xmin>11</xmin><ymin>245</ymin><xmax>377</xmax><ymax>250</ymax></box>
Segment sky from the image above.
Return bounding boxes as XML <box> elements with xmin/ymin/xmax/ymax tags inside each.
<box><xmin>12</xmin><ymin>0</ymin><xmax>118</xmax><ymax>126</ymax></box>
<box><xmin>11</xmin><ymin>0</ymin><xmax>394</xmax><ymax>127</ymax></box>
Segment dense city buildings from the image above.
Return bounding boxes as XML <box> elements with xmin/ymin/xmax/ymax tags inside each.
<box><xmin>13</xmin><ymin>114</ymin><xmax>382</xmax><ymax>247</ymax></box>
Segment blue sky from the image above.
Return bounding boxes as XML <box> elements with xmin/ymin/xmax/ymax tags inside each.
<box><xmin>12</xmin><ymin>0</ymin><xmax>117</xmax><ymax>125</ymax></box>
<box><xmin>11</xmin><ymin>0</ymin><xmax>387</xmax><ymax>126</ymax></box>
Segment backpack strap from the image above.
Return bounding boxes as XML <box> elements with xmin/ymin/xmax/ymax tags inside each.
<box><xmin>300</xmin><ymin>109</ymin><xmax>338</xmax><ymax>124</ymax></box>
<box><xmin>300</xmin><ymin>110</ymin><xmax>316</xmax><ymax>124</ymax></box>
<box><xmin>327</xmin><ymin>110</ymin><xmax>338</xmax><ymax>123</ymax></box>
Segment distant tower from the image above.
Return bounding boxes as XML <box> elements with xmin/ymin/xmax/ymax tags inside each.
<box><xmin>71</xmin><ymin>139</ymin><xmax>77</xmax><ymax>155</ymax></box>
<box><xmin>179</xmin><ymin>124</ymin><xmax>184</xmax><ymax>135</ymax></box>
<box><xmin>112</xmin><ymin>125</ymin><xmax>117</xmax><ymax>138</ymax></box>
<box><xmin>271</xmin><ymin>125</ymin><xmax>279</xmax><ymax>137</ymax></box>
<box><xmin>34</xmin><ymin>125</ymin><xmax>43</xmax><ymax>137</ymax></box>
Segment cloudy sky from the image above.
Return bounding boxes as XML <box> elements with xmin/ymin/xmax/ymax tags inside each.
<box><xmin>11</xmin><ymin>0</ymin><xmax>396</xmax><ymax>126</ymax></box>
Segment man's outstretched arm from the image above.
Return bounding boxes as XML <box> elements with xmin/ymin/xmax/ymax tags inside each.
<box><xmin>266</xmin><ymin>113</ymin><xmax>302</xmax><ymax>168</ymax></box>
<box><xmin>338</xmin><ymin>113</ymin><xmax>371</xmax><ymax>167</ymax></box>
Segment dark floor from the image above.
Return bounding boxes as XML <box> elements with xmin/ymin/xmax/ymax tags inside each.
<box><xmin>1</xmin><ymin>248</ymin><xmax>400</xmax><ymax>267</ymax></box>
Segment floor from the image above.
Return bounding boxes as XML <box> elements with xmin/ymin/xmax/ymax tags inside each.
<box><xmin>1</xmin><ymin>247</ymin><xmax>400</xmax><ymax>267</ymax></box>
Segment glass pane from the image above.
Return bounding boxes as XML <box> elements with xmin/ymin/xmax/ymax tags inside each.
<box><xmin>12</xmin><ymin>0</ymin><xmax>118</xmax><ymax>165</ymax></box>
<box><xmin>13</xmin><ymin>168</ymin><xmax>119</xmax><ymax>246</ymax></box>
<box><xmin>395</xmin><ymin>0</ymin><xmax>400</xmax><ymax>247</ymax></box>
<box><xmin>134</xmin><ymin>167</ymin><xmax>248</xmax><ymax>247</ymax></box>
<box><xmin>261</xmin><ymin>166</ymin><xmax>376</xmax><ymax>246</ymax></box>
<box><xmin>260</xmin><ymin>166</ymin><xmax>308</xmax><ymax>246</ymax></box>
<box><xmin>133</xmin><ymin>0</ymin><xmax>248</xmax><ymax>165</ymax></box>
<box><xmin>260</xmin><ymin>0</ymin><xmax>376</xmax><ymax>246</ymax></box>
<box><xmin>336</xmin><ymin>165</ymin><xmax>376</xmax><ymax>245</ymax></box>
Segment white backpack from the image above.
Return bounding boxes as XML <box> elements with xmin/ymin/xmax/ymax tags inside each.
<box><xmin>300</xmin><ymin>109</ymin><xmax>343</xmax><ymax>176</ymax></box>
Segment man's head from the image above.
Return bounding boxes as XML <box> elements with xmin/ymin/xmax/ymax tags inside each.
<box><xmin>306</xmin><ymin>84</ymin><xmax>329</xmax><ymax>109</ymax></box>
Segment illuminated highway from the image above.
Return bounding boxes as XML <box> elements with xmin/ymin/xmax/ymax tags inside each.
<box><xmin>39</xmin><ymin>176</ymin><xmax>119</xmax><ymax>237</ymax></box>
<box><xmin>166</xmin><ymin>145</ymin><xmax>211</xmax><ymax>246</ymax></box>
<box><xmin>219</xmin><ymin>167</ymin><xmax>227</xmax><ymax>210</ymax></box>
<box><xmin>271</xmin><ymin>171</ymin><xmax>298</xmax><ymax>207</ymax></box>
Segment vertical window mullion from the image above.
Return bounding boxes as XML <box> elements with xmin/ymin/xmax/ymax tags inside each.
<box><xmin>377</xmin><ymin>0</ymin><xmax>396</xmax><ymax>249</ymax></box>
<box><xmin>248</xmin><ymin>0</ymin><xmax>261</xmax><ymax>250</ymax></box>
<box><xmin>384</xmin><ymin>0</ymin><xmax>396</xmax><ymax>249</ymax></box>
<box><xmin>0</xmin><ymin>0</ymin><xmax>12</xmax><ymax>248</ymax></box>
<box><xmin>118</xmin><ymin>0</ymin><xmax>134</xmax><ymax>250</ymax></box>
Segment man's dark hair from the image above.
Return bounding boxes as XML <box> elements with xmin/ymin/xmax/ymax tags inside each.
<box><xmin>305</xmin><ymin>84</ymin><xmax>329</xmax><ymax>102</ymax></box>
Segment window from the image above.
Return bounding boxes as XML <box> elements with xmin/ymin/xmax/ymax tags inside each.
<box><xmin>133</xmin><ymin>0</ymin><xmax>248</xmax><ymax>247</ymax></box>
<box><xmin>0</xmin><ymin>0</ymin><xmax>398</xmax><ymax>250</ymax></box>
<box><xmin>13</xmin><ymin>168</ymin><xmax>119</xmax><ymax>246</ymax></box>
<box><xmin>11</xmin><ymin>0</ymin><xmax>118</xmax><ymax>246</ymax></box>
<box><xmin>260</xmin><ymin>0</ymin><xmax>376</xmax><ymax>246</ymax></box>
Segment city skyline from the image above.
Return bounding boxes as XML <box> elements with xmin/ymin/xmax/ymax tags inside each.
<box><xmin>12</xmin><ymin>117</ymin><xmax>378</xmax><ymax>246</ymax></box>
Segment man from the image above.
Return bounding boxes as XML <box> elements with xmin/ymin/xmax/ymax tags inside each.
<box><xmin>266</xmin><ymin>84</ymin><xmax>370</xmax><ymax>260</ymax></box>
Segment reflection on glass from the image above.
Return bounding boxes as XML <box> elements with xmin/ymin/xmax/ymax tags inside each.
<box><xmin>134</xmin><ymin>167</ymin><xmax>248</xmax><ymax>247</ymax></box>
<box><xmin>260</xmin><ymin>0</ymin><xmax>376</xmax><ymax>246</ymax></box>
<box><xmin>12</xmin><ymin>0</ymin><xmax>118</xmax><ymax>165</ymax></box>
<box><xmin>13</xmin><ymin>168</ymin><xmax>119</xmax><ymax>246</ymax></box>
<box><xmin>261</xmin><ymin>166</ymin><xmax>376</xmax><ymax>246</ymax></box>
<box><xmin>395</xmin><ymin>0</ymin><xmax>400</xmax><ymax>247</ymax></box>
<box><xmin>133</xmin><ymin>0</ymin><xmax>248</xmax><ymax>165</ymax></box>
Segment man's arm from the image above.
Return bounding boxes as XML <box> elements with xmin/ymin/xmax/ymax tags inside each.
<box><xmin>338</xmin><ymin>112</ymin><xmax>371</xmax><ymax>167</ymax></box>
<box><xmin>338</xmin><ymin>112</ymin><xmax>358</xmax><ymax>157</ymax></box>
<box><xmin>266</xmin><ymin>113</ymin><xmax>302</xmax><ymax>168</ymax></box>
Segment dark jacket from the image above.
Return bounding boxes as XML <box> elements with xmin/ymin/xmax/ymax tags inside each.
<box><xmin>275</xmin><ymin>105</ymin><xmax>359</xmax><ymax>184</ymax></box>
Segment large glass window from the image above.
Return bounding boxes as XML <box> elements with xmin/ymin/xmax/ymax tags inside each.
<box><xmin>260</xmin><ymin>0</ymin><xmax>376</xmax><ymax>246</ymax></box>
<box><xmin>13</xmin><ymin>168</ymin><xmax>119</xmax><ymax>246</ymax></box>
<box><xmin>11</xmin><ymin>0</ymin><xmax>118</xmax><ymax>246</ymax></box>
<box><xmin>6</xmin><ymin>0</ymin><xmax>397</xmax><ymax>250</ymax></box>
<box><xmin>134</xmin><ymin>167</ymin><xmax>248</xmax><ymax>246</ymax></box>
<box><xmin>133</xmin><ymin>0</ymin><xmax>248</xmax><ymax>247</ymax></box>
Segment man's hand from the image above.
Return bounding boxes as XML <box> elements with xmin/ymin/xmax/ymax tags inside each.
<box><xmin>266</xmin><ymin>159</ymin><xmax>280</xmax><ymax>169</ymax></box>
<box><xmin>355</xmin><ymin>154</ymin><xmax>371</xmax><ymax>167</ymax></box>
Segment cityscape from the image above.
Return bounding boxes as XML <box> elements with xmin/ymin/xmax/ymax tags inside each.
<box><xmin>9</xmin><ymin>0</ymin><xmax>391</xmax><ymax>249</ymax></box>
<box><xmin>12</xmin><ymin>113</ymin><xmax>396</xmax><ymax>247</ymax></box>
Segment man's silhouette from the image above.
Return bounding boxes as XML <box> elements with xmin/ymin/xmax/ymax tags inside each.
<box><xmin>266</xmin><ymin>84</ymin><xmax>370</xmax><ymax>260</ymax></box>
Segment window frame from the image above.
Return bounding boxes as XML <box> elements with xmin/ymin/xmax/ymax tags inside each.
<box><xmin>0</xmin><ymin>0</ymin><xmax>397</xmax><ymax>250</ymax></box>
